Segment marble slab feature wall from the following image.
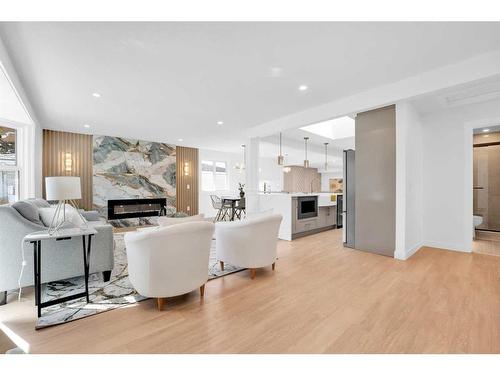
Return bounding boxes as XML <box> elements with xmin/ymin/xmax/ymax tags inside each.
<box><xmin>93</xmin><ymin>136</ymin><xmax>176</xmax><ymax>226</ymax></box>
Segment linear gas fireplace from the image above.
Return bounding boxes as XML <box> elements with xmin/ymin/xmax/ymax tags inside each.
<box><xmin>107</xmin><ymin>198</ymin><xmax>167</xmax><ymax>220</ymax></box>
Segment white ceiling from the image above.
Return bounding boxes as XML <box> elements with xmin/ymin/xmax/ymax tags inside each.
<box><xmin>409</xmin><ymin>75</ymin><xmax>500</xmax><ymax>116</ymax></box>
<box><xmin>2</xmin><ymin>22</ymin><xmax>500</xmax><ymax>152</ymax></box>
<box><xmin>260</xmin><ymin>122</ymin><xmax>354</xmax><ymax>173</ymax></box>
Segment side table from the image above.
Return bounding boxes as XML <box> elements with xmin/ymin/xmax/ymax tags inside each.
<box><xmin>23</xmin><ymin>227</ymin><xmax>97</xmax><ymax>317</ymax></box>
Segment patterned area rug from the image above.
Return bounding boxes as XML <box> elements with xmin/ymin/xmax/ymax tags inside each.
<box><xmin>36</xmin><ymin>233</ymin><xmax>243</xmax><ymax>329</ymax></box>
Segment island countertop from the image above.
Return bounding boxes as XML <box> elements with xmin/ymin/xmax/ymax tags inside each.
<box><xmin>258</xmin><ymin>192</ymin><xmax>339</xmax><ymax>207</ymax></box>
<box><xmin>258</xmin><ymin>193</ymin><xmax>339</xmax><ymax>240</ymax></box>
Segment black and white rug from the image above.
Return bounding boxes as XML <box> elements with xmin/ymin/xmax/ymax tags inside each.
<box><xmin>36</xmin><ymin>233</ymin><xmax>243</xmax><ymax>329</ymax></box>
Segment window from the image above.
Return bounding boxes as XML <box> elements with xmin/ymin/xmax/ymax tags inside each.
<box><xmin>201</xmin><ymin>160</ymin><xmax>228</xmax><ymax>191</ymax></box>
<box><xmin>0</xmin><ymin>126</ymin><xmax>19</xmax><ymax>204</ymax></box>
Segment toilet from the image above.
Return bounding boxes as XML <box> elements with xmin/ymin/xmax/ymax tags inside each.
<box><xmin>473</xmin><ymin>215</ymin><xmax>483</xmax><ymax>239</ymax></box>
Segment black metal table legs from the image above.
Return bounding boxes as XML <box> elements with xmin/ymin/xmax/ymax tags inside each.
<box><xmin>32</xmin><ymin>234</ymin><xmax>93</xmax><ymax>318</ymax></box>
<box><xmin>82</xmin><ymin>235</ymin><xmax>92</xmax><ymax>303</ymax></box>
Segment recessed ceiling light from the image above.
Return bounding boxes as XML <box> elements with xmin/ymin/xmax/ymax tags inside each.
<box><xmin>298</xmin><ymin>85</ymin><xmax>308</xmax><ymax>91</ymax></box>
<box><xmin>178</xmin><ymin>138</ymin><xmax>184</xmax><ymax>142</ymax></box>
<box><xmin>268</xmin><ymin>66</ymin><xmax>284</xmax><ymax>78</ymax></box>
<box><xmin>217</xmin><ymin>121</ymin><xmax>224</xmax><ymax>126</ymax></box>
<box><xmin>482</xmin><ymin>128</ymin><xmax>490</xmax><ymax>132</ymax></box>
<box><xmin>83</xmin><ymin>124</ymin><xmax>91</xmax><ymax>128</ymax></box>
<box><xmin>92</xmin><ymin>92</ymin><xmax>101</xmax><ymax>98</ymax></box>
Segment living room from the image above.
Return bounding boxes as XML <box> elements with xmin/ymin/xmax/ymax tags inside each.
<box><xmin>2</xmin><ymin>1</ymin><xmax>500</xmax><ymax>372</ymax></box>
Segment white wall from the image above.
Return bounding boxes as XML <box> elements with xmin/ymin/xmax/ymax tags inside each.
<box><xmin>320</xmin><ymin>171</ymin><xmax>343</xmax><ymax>192</ymax></box>
<box><xmin>198</xmin><ymin>148</ymin><xmax>246</xmax><ymax>217</ymax></box>
<box><xmin>258</xmin><ymin>156</ymin><xmax>283</xmax><ymax>192</ymax></box>
<box><xmin>418</xmin><ymin>98</ymin><xmax>500</xmax><ymax>253</ymax></box>
<box><xmin>421</xmin><ymin>110</ymin><xmax>471</xmax><ymax>252</ymax></box>
<box><xmin>258</xmin><ymin>159</ymin><xmax>343</xmax><ymax>193</ymax></box>
<box><xmin>395</xmin><ymin>102</ymin><xmax>423</xmax><ymax>259</ymax></box>
<box><xmin>0</xmin><ymin>36</ymin><xmax>42</xmax><ymax>198</ymax></box>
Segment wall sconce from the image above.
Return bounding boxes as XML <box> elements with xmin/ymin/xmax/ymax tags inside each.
<box><xmin>64</xmin><ymin>152</ymin><xmax>73</xmax><ymax>173</ymax></box>
<box><xmin>183</xmin><ymin>161</ymin><xmax>190</xmax><ymax>176</ymax></box>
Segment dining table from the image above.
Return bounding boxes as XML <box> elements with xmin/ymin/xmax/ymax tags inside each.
<box><xmin>221</xmin><ymin>196</ymin><xmax>241</xmax><ymax>221</ymax></box>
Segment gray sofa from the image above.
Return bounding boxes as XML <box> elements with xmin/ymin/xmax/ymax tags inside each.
<box><xmin>0</xmin><ymin>199</ymin><xmax>114</xmax><ymax>305</ymax></box>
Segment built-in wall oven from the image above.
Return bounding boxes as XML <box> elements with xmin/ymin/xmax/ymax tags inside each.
<box><xmin>297</xmin><ymin>196</ymin><xmax>318</xmax><ymax>220</ymax></box>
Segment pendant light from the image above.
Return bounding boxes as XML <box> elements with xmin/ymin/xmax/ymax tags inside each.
<box><xmin>303</xmin><ymin>137</ymin><xmax>309</xmax><ymax>168</ymax></box>
<box><xmin>277</xmin><ymin>132</ymin><xmax>284</xmax><ymax>165</ymax></box>
<box><xmin>324</xmin><ymin>142</ymin><xmax>329</xmax><ymax>170</ymax></box>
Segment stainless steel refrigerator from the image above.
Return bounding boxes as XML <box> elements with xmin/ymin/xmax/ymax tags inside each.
<box><xmin>343</xmin><ymin>149</ymin><xmax>355</xmax><ymax>248</ymax></box>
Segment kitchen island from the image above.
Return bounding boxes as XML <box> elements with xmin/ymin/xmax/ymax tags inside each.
<box><xmin>259</xmin><ymin>192</ymin><xmax>339</xmax><ymax>241</ymax></box>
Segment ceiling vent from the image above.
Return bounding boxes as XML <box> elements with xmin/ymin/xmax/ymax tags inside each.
<box><xmin>444</xmin><ymin>79</ymin><xmax>500</xmax><ymax>107</ymax></box>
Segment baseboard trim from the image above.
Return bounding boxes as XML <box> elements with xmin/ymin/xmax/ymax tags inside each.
<box><xmin>423</xmin><ymin>241</ymin><xmax>471</xmax><ymax>253</ymax></box>
<box><xmin>394</xmin><ymin>242</ymin><xmax>423</xmax><ymax>260</ymax></box>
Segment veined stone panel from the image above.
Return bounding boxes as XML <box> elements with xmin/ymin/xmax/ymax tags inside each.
<box><xmin>93</xmin><ymin>135</ymin><xmax>176</xmax><ymax>226</ymax></box>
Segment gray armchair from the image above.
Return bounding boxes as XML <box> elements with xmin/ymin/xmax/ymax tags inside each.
<box><xmin>0</xmin><ymin>199</ymin><xmax>114</xmax><ymax>305</ymax></box>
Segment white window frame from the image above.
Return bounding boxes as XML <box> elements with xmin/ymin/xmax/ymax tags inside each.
<box><xmin>0</xmin><ymin>120</ymin><xmax>35</xmax><ymax>202</ymax></box>
<box><xmin>0</xmin><ymin>124</ymin><xmax>20</xmax><ymax>203</ymax></box>
<box><xmin>201</xmin><ymin>160</ymin><xmax>229</xmax><ymax>192</ymax></box>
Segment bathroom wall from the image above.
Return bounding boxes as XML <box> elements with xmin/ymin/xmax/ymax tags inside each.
<box><xmin>473</xmin><ymin>131</ymin><xmax>500</xmax><ymax>231</ymax></box>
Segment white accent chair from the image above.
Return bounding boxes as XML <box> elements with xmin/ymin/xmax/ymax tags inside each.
<box><xmin>215</xmin><ymin>214</ymin><xmax>283</xmax><ymax>279</ymax></box>
<box><xmin>124</xmin><ymin>221</ymin><xmax>215</xmax><ymax>311</ymax></box>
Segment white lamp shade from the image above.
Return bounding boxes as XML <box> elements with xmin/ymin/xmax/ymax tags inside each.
<box><xmin>45</xmin><ymin>176</ymin><xmax>82</xmax><ymax>201</ymax></box>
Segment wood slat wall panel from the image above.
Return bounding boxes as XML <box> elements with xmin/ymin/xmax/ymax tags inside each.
<box><xmin>42</xmin><ymin>129</ymin><xmax>93</xmax><ymax>210</ymax></box>
<box><xmin>176</xmin><ymin>146</ymin><xmax>199</xmax><ymax>215</ymax></box>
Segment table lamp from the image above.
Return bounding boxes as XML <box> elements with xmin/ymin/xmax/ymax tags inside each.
<box><xmin>45</xmin><ymin>176</ymin><xmax>87</xmax><ymax>234</ymax></box>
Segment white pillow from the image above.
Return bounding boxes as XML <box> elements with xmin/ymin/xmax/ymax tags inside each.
<box><xmin>157</xmin><ymin>214</ymin><xmax>205</xmax><ymax>227</ymax></box>
<box><xmin>39</xmin><ymin>204</ymin><xmax>86</xmax><ymax>228</ymax></box>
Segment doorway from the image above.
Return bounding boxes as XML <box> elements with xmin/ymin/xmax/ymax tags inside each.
<box><xmin>472</xmin><ymin>126</ymin><xmax>500</xmax><ymax>256</ymax></box>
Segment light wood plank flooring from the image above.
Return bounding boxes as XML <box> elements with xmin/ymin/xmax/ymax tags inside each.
<box><xmin>473</xmin><ymin>231</ymin><xmax>500</xmax><ymax>257</ymax></box>
<box><xmin>1</xmin><ymin>229</ymin><xmax>500</xmax><ymax>353</ymax></box>
<box><xmin>0</xmin><ymin>330</ymin><xmax>16</xmax><ymax>354</ymax></box>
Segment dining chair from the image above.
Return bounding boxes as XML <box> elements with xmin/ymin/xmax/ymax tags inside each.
<box><xmin>210</xmin><ymin>195</ymin><xmax>230</xmax><ymax>222</ymax></box>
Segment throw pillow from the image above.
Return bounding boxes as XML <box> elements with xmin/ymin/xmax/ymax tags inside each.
<box><xmin>28</xmin><ymin>198</ymin><xmax>51</xmax><ymax>208</ymax></box>
<box><xmin>39</xmin><ymin>204</ymin><xmax>86</xmax><ymax>228</ymax></box>
<box><xmin>12</xmin><ymin>200</ymin><xmax>44</xmax><ymax>225</ymax></box>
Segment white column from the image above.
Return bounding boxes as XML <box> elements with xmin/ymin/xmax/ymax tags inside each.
<box><xmin>245</xmin><ymin>137</ymin><xmax>260</xmax><ymax>213</ymax></box>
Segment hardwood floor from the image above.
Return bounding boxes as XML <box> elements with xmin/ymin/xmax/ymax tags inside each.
<box><xmin>1</xmin><ymin>229</ymin><xmax>500</xmax><ymax>353</ymax></box>
<box><xmin>0</xmin><ymin>330</ymin><xmax>16</xmax><ymax>354</ymax></box>
<box><xmin>473</xmin><ymin>231</ymin><xmax>500</xmax><ymax>257</ymax></box>
<box><xmin>473</xmin><ymin>239</ymin><xmax>500</xmax><ymax>257</ymax></box>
